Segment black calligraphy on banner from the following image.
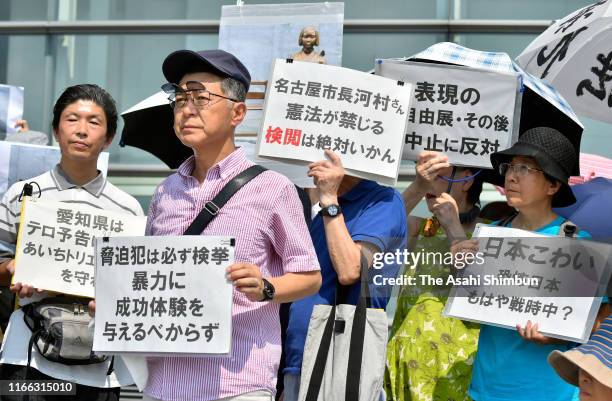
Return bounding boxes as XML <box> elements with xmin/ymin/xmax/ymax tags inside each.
<box><xmin>61</xmin><ymin>268</ymin><xmax>95</xmax><ymax>286</ymax></box>
<box><xmin>576</xmin><ymin>51</ymin><xmax>612</xmax><ymax>108</ymax></box>
<box><xmin>114</xmin><ymin>294</ymin><xmax>204</xmax><ymax>318</ymax></box>
<box><xmin>554</xmin><ymin>1</ymin><xmax>607</xmax><ymax>34</ymax></box>
<box><xmin>283</xmin><ymin>103</ymin><xmax>385</xmax><ymax>135</ymax></box>
<box><xmin>55</xmin><ymin>208</ymin><xmax>125</xmax><ymax>234</ymax></box>
<box><xmin>536</xmin><ymin>26</ymin><xmax>588</xmax><ymax>79</ymax></box>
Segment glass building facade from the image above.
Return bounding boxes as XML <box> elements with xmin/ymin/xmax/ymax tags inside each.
<box><xmin>0</xmin><ymin>0</ymin><xmax>608</xmax><ymax>211</ymax></box>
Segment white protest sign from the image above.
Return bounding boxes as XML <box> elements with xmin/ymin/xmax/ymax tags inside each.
<box><xmin>0</xmin><ymin>84</ymin><xmax>24</xmax><ymax>137</ymax></box>
<box><xmin>375</xmin><ymin>60</ymin><xmax>520</xmax><ymax>168</ymax></box>
<box><xmin>12</xmin><ymin>197</ymin><xmax>146</xmax><ymax>298</ymax></box>
<box><xmin>93</xmin><ymin>236</ymin><xmax>234</xmax><ymax>355</ymax></box>
<box><xmin>257</xmin><ymin>59</ymin><xmax>412</xmax><ymax>186</ymax></box>
<box><xmin>444</xmin><ymin>224</ymin><xmax>612</xmax><ymax>342</ymax></box>
<box><xmin>0</xmin><ymin>141</ymin><xmax>109</xmax><ymax>198</ymax></box>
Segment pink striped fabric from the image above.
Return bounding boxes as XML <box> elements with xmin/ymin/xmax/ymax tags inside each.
<box><xmin>568</xmin><ymin>153</ymin><xmax>612</xmax><ymax>185</ymax></box>
<box><xmin>144</xmin><ymin>147</ymin><xmax>320</xmax><ymax>401</ymax></box>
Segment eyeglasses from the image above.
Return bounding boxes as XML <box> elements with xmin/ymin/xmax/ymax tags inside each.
<box><xmin>161</xmin><ymin>82</ymin><xmax>238</xmax><ymax>110</ymax></box>
<box><xmin>499</xmin><ymin>162</ymin><xmax>544</xmax><ymax>177</ymax></box>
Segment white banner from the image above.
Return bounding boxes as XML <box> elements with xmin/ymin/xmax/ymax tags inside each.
<box><xmin>93</xmin><ymin>236</ymin><xmax>234</xmax><ymax>355</ymax></box>
<box><xmin>376</xmin><ymin>60</ymin><xmax>520</xmax><ymax>168</ymax></box>
<box><xmin>0</xmin><ymin>84</ymin><xmax>24</xmax><ymax>137</ymax></box>
<box><xmin>257</xmin><ymin>59</ymin><xmax>412</xmax><ymax>186</ymax></box>
<box><xmin>0</xmin><ymin>141</ymin><xmax>109</xmax><ymax>198</ymax></box>
<box><xmin>444</xmin><ymin>224</ymin><xmax>612</xmax><ymax>342</ymax></box>
<box><xmin>12</xmin><ymin>197</ymin><xmax>146</xmax><ymax>297</ymax></box>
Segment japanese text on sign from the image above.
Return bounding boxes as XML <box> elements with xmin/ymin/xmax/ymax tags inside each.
<box><xmin>12</xmin><ymin>197</ymin><xmax>146</xmax><ymax>298</ymax></box>
<box><xmin>257</xmin><ymin>59</ymin><xmax>412</xmax><ymax>186</ymax></box>
<box><xmin>93</xmin><ymin>236</ymin><xmax>234</xmax><ymax>355</ymax></box>
<box><xmin>444</xmin><ymin>225</ymin><xmax>612</xmax><ymax>342</ymax></box>
<box><xmin>375</xmin><ymin>60</ymin><xmax>519</xmax><ymax>168</ymax></box>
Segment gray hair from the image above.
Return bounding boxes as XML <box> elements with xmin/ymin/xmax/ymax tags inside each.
<box><xmin>220</xmin><ymin>77</ymin><xmax>247</xmax><ymax>102</ymax></box>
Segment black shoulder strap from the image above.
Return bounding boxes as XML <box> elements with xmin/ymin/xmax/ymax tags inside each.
<box><xmin>183</xmin><ymin>165</ymin><xmax>267</xmax><ymax>235</ymax></box>
<box><xmin>305</xmin><ymin>253</ymin><xmax>371</xmax><ymax>401</ymax></box>
<box><xmin>496</xmin><ymin>212</ymin><xmax>518</xmax><ymax>227</ymax></box>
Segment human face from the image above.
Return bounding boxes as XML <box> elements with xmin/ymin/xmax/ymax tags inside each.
<box><xmin>172</xmin><ymin>72</ymin><xmax>245</xmax><ymax>150</ymax></box>
<box><xmin>53</xmin><ymin>100</ymin><xmax>111</xmax><ymax>164</ymax></box>
<box><xmin>301</xmin><ymin>28</ymin><xmax>317</xmax><ymax>50</ymax></box>
<box><xmin>578</xmin><ymin>369</ymin><xmax>612</xmax><ymax>401</ymax></box>
<box><xmin>503</xmin><ymin>156</ymin><xmax>559</xmax><ymax>209</ymax></box>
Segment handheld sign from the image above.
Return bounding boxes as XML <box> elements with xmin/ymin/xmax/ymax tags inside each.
<box><xmin>257</xmin><ymin>59</ymin><xmax>412</xmax><ymax>186</ymax></box>
<box><xmin>376</xmin><ymin>60</ymin><xmax>520</xmax><ymax>168</ymax></box>
<box><xmin>93</xmin><ymin>236</ymin><xmax>234</xmax><ymax>355</ymax></box>
<box><xmin>12</xmin><ymin>197</ymin><xmax>146</xmax><ymax>298</ymax></box>
<box><xmin>444</xmin><ymin>224</ymin><xmax>612</xmax><ymax>343</ymax></box>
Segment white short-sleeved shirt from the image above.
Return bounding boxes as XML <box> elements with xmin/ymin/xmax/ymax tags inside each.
<box><xmin>0</xmin><ymin>165</ymin><xmax>145</xmax><ymax>388</ymax></box>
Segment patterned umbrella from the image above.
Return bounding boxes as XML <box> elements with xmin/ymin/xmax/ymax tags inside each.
<box><xmin>516</xmin><ymin>0</ymin><xmax>612</xmax><ymax>123</ymax></box>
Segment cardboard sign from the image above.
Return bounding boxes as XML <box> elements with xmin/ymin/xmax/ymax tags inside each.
<box><xmin>257</xmin><ymin>59</ymin><xmax>412</xmax><ymax>185</ymax></box>
<box><xmin>93</xmin><ymin>236</ymin><xmax>234</xmax><ymax>355</ymax></box>
<box><xmin>12</xmin><ymin>197</ymin><xmax>146</xmax><ymax>297</ymax></box>
<box><xmin>444</xmin><ymin>224</ymin><xmax>612</xmax><ymax>342</ymax></box>
<box><xmin>376</xmin><ymin>60</ymin><xmax>520</xmax><ymax>168</ymax></box>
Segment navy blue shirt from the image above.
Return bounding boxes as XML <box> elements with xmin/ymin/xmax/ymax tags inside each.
<box><xmin>284</xmin><ymin>179</ymin><xmax>407</xmax><ymax>375</ymax></box>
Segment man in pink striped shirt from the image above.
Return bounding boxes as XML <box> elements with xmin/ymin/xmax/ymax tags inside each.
<box><xmin>142</xmin><ymin>49</ymin><xmax>322</xmax><ymax>401</ymax></box>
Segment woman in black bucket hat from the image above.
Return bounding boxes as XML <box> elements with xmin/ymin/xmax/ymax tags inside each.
<box><xmin>490</xmin><ymin>126</ymin><xmax>577</xmax><ymax>209</ymax></box>
<box><xmin>451</xmin><ymin>127</ymin><xmax>610</xmax><ymax>401</ymax></box>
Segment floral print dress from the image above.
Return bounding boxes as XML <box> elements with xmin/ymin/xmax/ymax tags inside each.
<box><xmin>385</xmin><ymin>223</ymin><xmax>480</xmax><ymax>401</ymax></box>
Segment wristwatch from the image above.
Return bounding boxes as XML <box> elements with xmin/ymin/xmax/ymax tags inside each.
<box><xmin>318</xmin><ymin>204</ymin><xmax>342</xmax><ymax>217</ymax></box>
<box><xmin>259</xmin><ymin>278</ymin><xmax>275</xmax><ymax>302</ymax></box>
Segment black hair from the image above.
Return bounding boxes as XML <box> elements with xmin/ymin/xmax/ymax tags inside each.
<box><xmin>52</xmin><ymin>84</ymin><xmax>118</xmax><ymax>138</ymax></box>
<box><xmin>460</xmin><ymin>167</ymin><xmax>484</xmax><ymax>206</ymax></box>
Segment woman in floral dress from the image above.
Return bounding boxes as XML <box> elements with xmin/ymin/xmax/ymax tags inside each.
<box><xmin>385</xmin><ymin>151</ymin><xmax>486</xmax><ymax>401</ymax></box>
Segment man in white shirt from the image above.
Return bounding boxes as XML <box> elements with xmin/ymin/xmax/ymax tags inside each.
<box><xmin>0</xmin><ymin>84</ymin><xmax>143</xmax><ymax>400</ymax></box>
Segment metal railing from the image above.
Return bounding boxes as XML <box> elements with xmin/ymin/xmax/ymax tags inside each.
<box><xmin>0</xmin><ymin>18</ymin><xmax>550</xmax><ymax>35</ymax></box>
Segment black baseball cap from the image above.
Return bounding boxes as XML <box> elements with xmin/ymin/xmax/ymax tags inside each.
<box><xmin>162</xmin><ymin>49</ymin><xmax>251</xmax><ymax>92</ymax></box>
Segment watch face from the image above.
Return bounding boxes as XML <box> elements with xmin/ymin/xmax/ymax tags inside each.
<box><xmin>263</xmin><ymin>280</ymin><xmax>275</xmax><ymax>300</ymax></box>
<box><xmin>327</xmin><ymin>205</ymin><xmax>339</xmax><ymax>216</ymax></box>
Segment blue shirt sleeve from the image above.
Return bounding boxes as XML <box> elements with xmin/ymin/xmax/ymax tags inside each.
<box><xmin>350</xmin><ymin>189</ymin><xmax>407</xmax><ymax>253</ymax></box>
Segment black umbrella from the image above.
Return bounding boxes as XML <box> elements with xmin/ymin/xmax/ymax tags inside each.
<box><xmin>119</xmin><ymin>91</ymin><xmax>191</xmax><ymax>169</ymax></box>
